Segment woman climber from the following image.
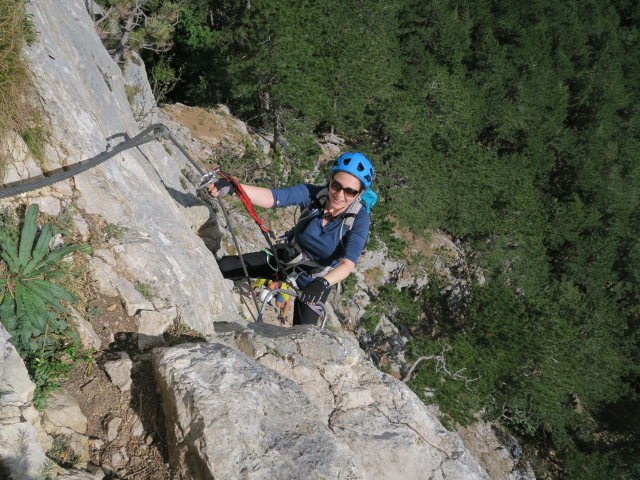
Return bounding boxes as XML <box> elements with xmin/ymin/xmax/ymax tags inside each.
<box><xmin>207</xmin><ymin>152</ymin><xmax>376</xmax><ymax>327</ymax></box>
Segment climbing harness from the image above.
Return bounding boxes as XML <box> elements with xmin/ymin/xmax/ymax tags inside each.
<box><xmin>194</xmin><ymin>176</ymin><xmax>339</xmax><ymax>327</ymax></box>
<box><xmin>194</xmin><ymin>170</ymin><xmax>294</xmax><ymax>323</ymax></box>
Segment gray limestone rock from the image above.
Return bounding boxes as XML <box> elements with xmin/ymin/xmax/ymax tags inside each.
<box><xmin>43</xmin><ymin>389</ymin><xmax>88</xmax><ymax>436</ymax></box>
<box><xmin>458</xmin><ymin>421</ymin><xmax>536</xmax><ymax>480</ymax></box>
<box><xmin>0</xmin><ymin>326</ymin><xmax>49</xmax><ymax>478</ymax></box>
<box><xmin>102</xmin><ymin>352</ymin><xmax>133</xmax><ymax>392</ymax></box>
<box><xmin>154</xmin><ymin>325</ymin><xmax>490</xmax><ymax>480</ymax></box>
<box><xmin>122</xmin><ymin>51</ymin><xmax>159</xmax><ymax>125</ymax></box>
<box><xmin>0</xmin><ymin>421</ymin><xmax>49</xmax><ymax>480</ymax></box>
<box><xmin>22</xmin><ymin>406</ymin><xmax>53</xmax><ymax>452</ymax></box>
<box><xmin>24</xmin><ymin>0</ymin><xmax>240</xmax><ymax>338</ymax></box>
<box><xmin>57</xmin><ymin>465</ymin><xmax>106</xmax><ymax>480</ymax></box>
<box><xmin>88</xmin><ymin>256</ymin><xmax>120</xmax><ymax>298</ymax></box>
<box><xmin>0</xmin><ymin>131</ymin><xmax>42</xmax><ymax>184</ymax></box>
<box><xmin>0</xmin><ymin>325</ymin><xmax>35</xmax><ymax>406</ymax></box>
<box><xmin>134</xmin><ymin>309</ymin><xmax>174</xmax><ymax>349</ymax></box>
<box><xmin>70</xmin><ymin>307</ymin><xmax>103</xmax><ymax>350</ymax></box>
<box><xmin>31</xmin><ymin>196</ymin><xmax>62</xmax><ymax>216</ymax></box>
<box><xmin>103</xmin><ymin>415</ymin><xmax>122</xmax><ymax>443</ymax></box>
<box><xmin>153</xmin><ymin>342</ymin><xmax>363</xmax><ymax>480</ymax></box>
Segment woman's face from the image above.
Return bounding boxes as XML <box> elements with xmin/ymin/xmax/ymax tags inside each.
<box><xmin>328</xmin><ymin>171</ymin><xmax>362</xmax><ymax>209</ymax></box>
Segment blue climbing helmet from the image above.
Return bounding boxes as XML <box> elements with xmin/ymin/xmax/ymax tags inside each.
<box><xmin>331</xmin><ymin>152</ymin><xmax>375</xmax><ymax>189</ymax></box>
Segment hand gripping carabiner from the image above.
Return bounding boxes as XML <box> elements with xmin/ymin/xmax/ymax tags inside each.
<box><xmin>194</xmin><ymin>168</ymin><xmax>221</xmax><ymax>190</ymax></box>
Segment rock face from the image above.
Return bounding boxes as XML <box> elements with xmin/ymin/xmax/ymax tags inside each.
<box><xmin>154</xmin><ymin>342</ymin><xmax>361</xmax><ymax>479</ymax></box>
<box><xmin>21</xmin><ymin>0</ymin><xmax>240</xmax><ymax>336</ymax></box>
<box><xmin>153</xmin><ymin>323</ymin><xmax>490</xmax><ymax>480</ymax></box>
<box><xmin>458</xmin><ymin>421</ymin><xmax>536</xmax><ymax>480</ymax></box>
<box><xmin>0</xmin><ymin>324</ymin><xmax>49</xmax><ymax>478</ymax></box>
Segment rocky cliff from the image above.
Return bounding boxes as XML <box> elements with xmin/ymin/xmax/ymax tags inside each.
<box><xmin>0</xmin><ymin>2</ymin><xmax>526</xmax><ymax>479</ymax></box>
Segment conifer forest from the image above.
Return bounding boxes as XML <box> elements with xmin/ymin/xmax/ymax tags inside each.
<box><xmin>99</xmin><ymin>0</ymin><xmax>640</xmax><ymax>477</ymax></box>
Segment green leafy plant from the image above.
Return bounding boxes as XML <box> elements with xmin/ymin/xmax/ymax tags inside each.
<box><xmin>85</xmin><ymin>304</ymin><xmax>102</xmax><ymax>320</ymax></box>
<box><xmin>29</xmin><ymin>348</ymin><xmax>76</xmax><ymax>409</ymax></box>
<box><xmin>0</xmin><ymin>204</ymin><xmax>89</xmax><ymax>354</ymax></box>
<box><xmin>101</xmin><ymin>223</ymin><xmax>128</xmax><ymax>241</ymax></box>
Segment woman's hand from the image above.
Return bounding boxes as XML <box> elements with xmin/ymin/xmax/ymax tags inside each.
<box><xmin>206</xmin><ymin>178</ymin><xmax>233</xmax><ymax>197</ymax></box>
<box><xmin>206</xmin><ymin>181</ymin><xmax>275</xmax><ymax>208</ymax></box>
<box><xmin>299</xmin><ymin>277</ymin><xmax>331</xmax><ymax>304</ymax></box>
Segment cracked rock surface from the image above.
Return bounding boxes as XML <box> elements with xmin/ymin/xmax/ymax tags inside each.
<box><xmin>153</xmin><ymin>323</ymin><xmax>490</xmax><ymax>480</ymax></box>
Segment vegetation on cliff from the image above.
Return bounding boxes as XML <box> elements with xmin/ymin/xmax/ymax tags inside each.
<box><xmin>10</xmin><ymin>0</ymin><xmax>639</xmax><ymax>477</ymax></box>
<box><xmin>0</xmin><ymin>0</ymin><xmax>48</xmax><ymax>174</ymax></box>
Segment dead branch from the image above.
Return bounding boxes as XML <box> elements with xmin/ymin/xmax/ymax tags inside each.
<box><xmin>402</xmin><ymin>342</ymin><xmax>482</xmax><ymax>390</ymax></box>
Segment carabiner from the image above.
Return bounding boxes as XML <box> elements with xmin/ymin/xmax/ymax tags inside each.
<box><xmin>194</xmin><ymin>168</ymin><xmax>221</xmax><ymax>189</ymax></box>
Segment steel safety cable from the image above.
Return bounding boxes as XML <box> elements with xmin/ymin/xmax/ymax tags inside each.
<box><xmin>0</xmin><ymin>123</ymin><xmax>267</xmax><ymax>322</ymax></box>
<box><xmin>0</xmin><ymin>124</ymin><xmax>170</xmax><ymax>199</ymax></box>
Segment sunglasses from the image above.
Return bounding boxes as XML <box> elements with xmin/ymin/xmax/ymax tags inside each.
<box><xmin>329</xmin><ymin>178</ymin><xmax>361</xmax><ymax>198</ymax></box>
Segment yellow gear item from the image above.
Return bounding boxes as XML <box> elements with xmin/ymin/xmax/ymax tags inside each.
<box><xmin>252</xmin><ymin>279</ymin><xmax>290</xmax><ymax>302</ymax></box>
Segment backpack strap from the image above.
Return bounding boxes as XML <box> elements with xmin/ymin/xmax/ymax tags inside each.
<box><xmin>338</xmin><ymin>198</ymin><xmax>362</xmax><ymax>244</ymax></box>
<box><xmin>297</xmin><ymin>187</ymin><xmax>329</xmax><ymax>225</ymax></box>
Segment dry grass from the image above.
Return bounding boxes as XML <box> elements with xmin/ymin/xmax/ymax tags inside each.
<box><xmin>0</xmin><ymin>0</ymin><xmax>35</xmax><ymax>131</ymax></box>
<box><xmin>0</xmin><ymin>0</ymin><xmax>42</xmax><ymax>175</ymax></box>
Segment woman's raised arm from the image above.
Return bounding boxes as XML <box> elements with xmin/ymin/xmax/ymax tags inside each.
<box><xmin>206</xmin><ymin>182</ymin><xmax>274</xmax><ymax>208</ymax></box>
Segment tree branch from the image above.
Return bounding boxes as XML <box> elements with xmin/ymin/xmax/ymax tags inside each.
<box><xmin>402</xmin><ymin>342</ymin><xmax>482</xmax><ymax>390</ymax></box>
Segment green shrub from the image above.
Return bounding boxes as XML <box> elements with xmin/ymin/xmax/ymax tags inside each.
<box><xmin>0</xmin><ymin>204</ymin><xmax>90</xmax><ymax>353</ymax></box>
<box><xmin>0</xmin><ymin>204</ymin><xmax>93</xmax><ymax>407</ymax></box>
<box><xmin>47</xmin><ymin>436</ymin><xmax>81</xmax><ymax>468</ymax></box>
<box><xmin>367</xmin><ymin>208</ymin><xmax>409</xmax><ymax>260</ymax></box>
<box><xmin>359</xmin><ymin>303</ymin><xmax>383</xmax><ymax>334</ymax></box>
<box><xmin>150</xmin><ymin>54</ymin><xmax>181</xmax><ymax>104</ymax></box>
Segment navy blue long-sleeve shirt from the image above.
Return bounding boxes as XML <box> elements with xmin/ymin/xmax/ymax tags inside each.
<box><xmin>271</xmin><ymin>184</ymin><xmax>370</xmax><ymax>270</ymax></box>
